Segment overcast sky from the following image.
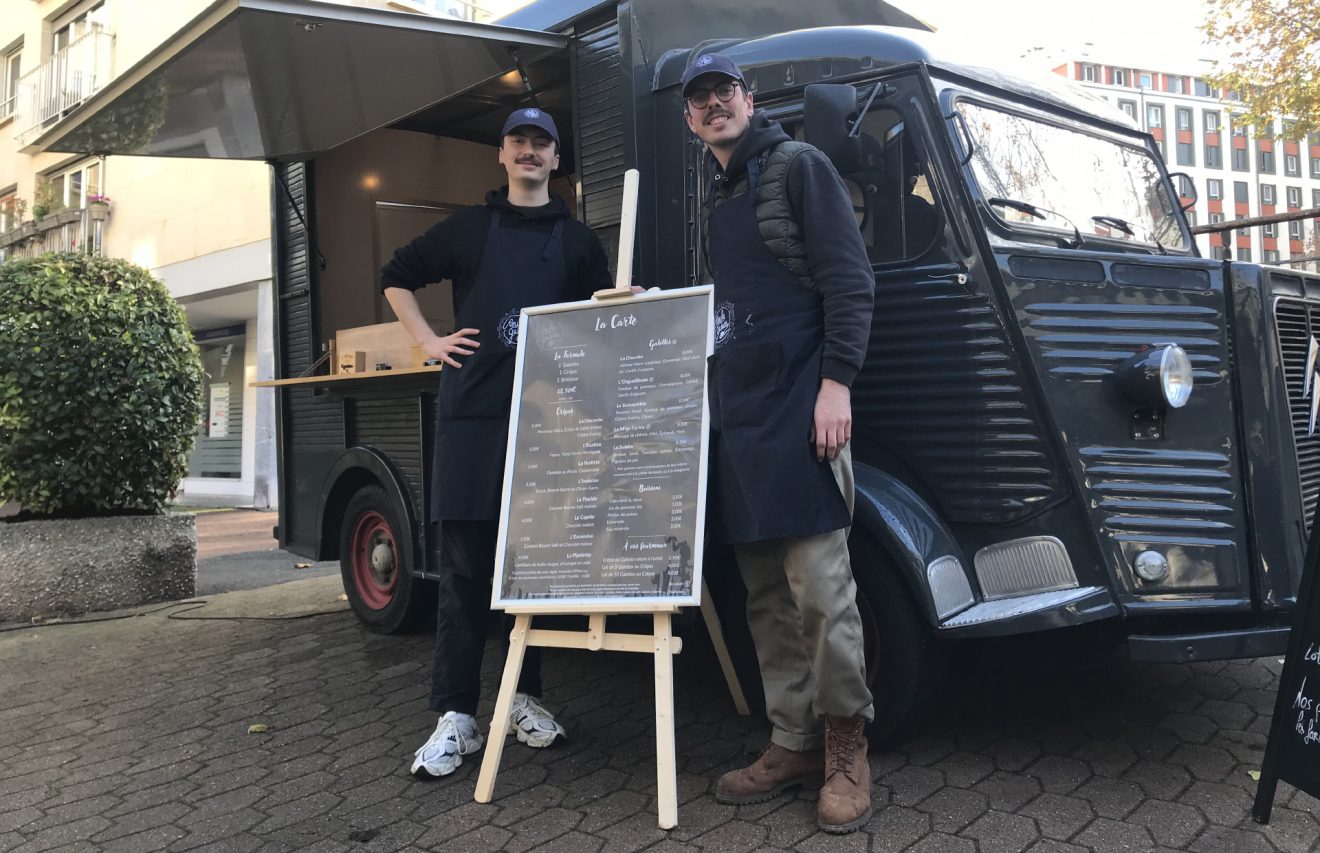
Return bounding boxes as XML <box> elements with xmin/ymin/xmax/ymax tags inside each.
<box><xmin>903</xmin><ymin>0</ymin><xmax>1229</xmax><ymax>74</ymax></box>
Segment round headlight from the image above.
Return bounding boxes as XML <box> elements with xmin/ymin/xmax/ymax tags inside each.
<box><xmin>1159</xmin><ymin>345</ymin><xmax>1193</xmax><ymax>408</ymax></box>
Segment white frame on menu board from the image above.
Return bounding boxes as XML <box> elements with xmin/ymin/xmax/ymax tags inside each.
<box><xmin>490</xmin><ymin>285</ymin><xmax>714</xmax><ymax>613</ymax></box>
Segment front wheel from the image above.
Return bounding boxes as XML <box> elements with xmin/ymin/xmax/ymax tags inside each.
<box><xmin>339</xmin><ymin>484</ymin><xmax>433</xmax><ymax>634</ymax></box>
<box><xmin>851</xmin><ymin>536</ymin><xmax>948</xmax><ymax>745</ymax></box>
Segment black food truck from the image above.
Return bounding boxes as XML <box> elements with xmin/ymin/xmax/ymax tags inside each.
<box><xmin>30</xmin><ymin>0</ymin><xmax>1314</xmax><ymax>740</ymax></box>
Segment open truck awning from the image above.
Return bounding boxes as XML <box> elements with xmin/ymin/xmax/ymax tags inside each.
<box><xmin>26</xmin><ymin>0</ymin><xmax>567</xmax><ymax>161</ymax></box>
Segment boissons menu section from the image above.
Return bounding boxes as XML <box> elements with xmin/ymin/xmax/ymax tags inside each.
<box><xmin>499</xmin><ymin>295</ymin><xmax>708</xmax><ymax>603</ymax></box>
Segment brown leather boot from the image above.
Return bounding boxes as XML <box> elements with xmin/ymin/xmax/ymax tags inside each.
<box><xmin>818</xmin><ymin>715</ymin><xmax>871</xmax><ymax>833</ymax></box>
<box><xmin>714</xmin><ymin>742</ymin><xmax>824</xmax><ymax>805</ymax></box>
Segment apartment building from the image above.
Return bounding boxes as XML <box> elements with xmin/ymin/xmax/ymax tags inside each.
<box><xmin>1051</xmin><ymin>58</ymin><xmax>1320</xmax><ymax>272</ymax></box>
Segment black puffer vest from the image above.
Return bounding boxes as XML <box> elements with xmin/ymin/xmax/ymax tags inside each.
<box><xmin>703</xmin><ymin>133</ymin><xmax>815</xmax><ymax>289</ymax></box>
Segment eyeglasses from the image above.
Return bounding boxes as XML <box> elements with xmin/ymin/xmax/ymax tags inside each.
<box><xmin>685</xmin><ymin>81</ymin><xmax>741</xmax><ymax>109</ymax></box>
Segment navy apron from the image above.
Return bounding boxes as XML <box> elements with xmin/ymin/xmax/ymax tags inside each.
<box><xmin>706</xmin><ymin>159</ymin><xmax>852</xmax><ymax>545</ymax></box>
<box><xmin>431</xmin><ymin>210</ymin><xmax>568</xmax><ymax>522</ymax></box>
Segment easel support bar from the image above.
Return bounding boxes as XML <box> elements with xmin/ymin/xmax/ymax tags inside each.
<box><xmin>525</xmin><ymin>627</ymin><xmax>684</xmax><ymax>655</ymax></box>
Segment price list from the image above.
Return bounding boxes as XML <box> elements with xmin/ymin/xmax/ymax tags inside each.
<box><xmin>496</xmin><ymin>292</ymin><xmax>711</xmax><ymax>606</ymax></box>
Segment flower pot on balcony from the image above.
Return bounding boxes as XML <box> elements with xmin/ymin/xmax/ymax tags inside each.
<box><xmin>88</xmin><ymin>204</ymin><xmax>110</xmax><ymax>221</ymax></box>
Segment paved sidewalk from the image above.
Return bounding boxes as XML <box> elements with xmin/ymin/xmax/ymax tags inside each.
<box><xmin>191</xmin><ymin>509</ymin><xmax>337</xmax><ymax>596</ymax></box>
<box><xmin>0</xmin><ymin>574</ymin><xmax>1317</xmax><ymax>853</ymax></box>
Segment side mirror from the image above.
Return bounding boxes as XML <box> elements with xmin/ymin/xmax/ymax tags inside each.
<box><xmin>1167</xmin><ymin>171</ymin><xmax>1198</xmax><ymax>212</ymax></box>
<box><xmin>804</xmin><ymin>84</ymin><xmax>862</xmax><ymax>174</ymax></box>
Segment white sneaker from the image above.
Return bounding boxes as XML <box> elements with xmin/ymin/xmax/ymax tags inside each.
<box><xmin>508</xmin><ymin>693</ymin><xmax>567</xmax><ymax>748</ymax></box>
<box><xmin>411</xmin><ymin>711</ymin><xmax>484</xmax><ymax>778</ymax></box>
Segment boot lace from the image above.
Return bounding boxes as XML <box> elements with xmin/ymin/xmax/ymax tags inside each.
<box><xmin>826</xmin><ymin>718</ymin><xmax>861</xmax><ymax>783</ymax></box>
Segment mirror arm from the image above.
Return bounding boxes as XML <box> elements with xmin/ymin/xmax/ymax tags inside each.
<box><xmin>848</xmin><ymin>82</ymin><xmax>892</xmax><ymax>138</ymax></box>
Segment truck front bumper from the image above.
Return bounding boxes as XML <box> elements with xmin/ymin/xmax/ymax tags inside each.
<box><xmin>1127</xmin><ymin>626</ymin><xmax>1290</xmax><ymax>663</ymax></box>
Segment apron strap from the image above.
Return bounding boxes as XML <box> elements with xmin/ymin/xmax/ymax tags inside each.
<box><xmin>542</xmin><ymin>218</ymin><xmax>564</xmax><ymax>261</ymax></box>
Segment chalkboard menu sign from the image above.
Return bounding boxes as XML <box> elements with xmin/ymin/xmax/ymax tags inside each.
<box><xmin>1254</xmin><ymin>507</ymin><xmax>1320</xmax><ymax>822</ymax></box>
<box><xmin>492</xmin><ymin>287</ymin><xmax>713</xmax><ymax>611</ymax></box>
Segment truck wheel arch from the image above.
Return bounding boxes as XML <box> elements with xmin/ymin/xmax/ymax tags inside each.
<box><xmin>851</xmin><ymin>461</ymin><xmax>970</xmax><ymax>627</ymax></box>
<box><xmin>317</xmin><ymin>447</ymin><xmax>420</xmax><ymax>574</ymax></box>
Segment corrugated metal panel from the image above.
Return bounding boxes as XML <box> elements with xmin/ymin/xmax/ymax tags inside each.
<box><xmin>1274</xmin><ymin>297</ymin><xmax>1320</xmax><ymax>533</ymax></box>
<box><xmin>575</xmin><ymin>13</ymin><xmax>624</xmax><ymax>228</ymax></box>
<box><xmin>354</xmin><ymin>396</ymin><xmax>426</xmax><ymax>527</ymax></box>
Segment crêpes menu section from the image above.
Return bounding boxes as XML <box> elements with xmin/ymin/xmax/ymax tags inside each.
<box><xmin>496</xmin><ymin>290</ymin><xmax>712</xmax><ymax>607</ymax></box>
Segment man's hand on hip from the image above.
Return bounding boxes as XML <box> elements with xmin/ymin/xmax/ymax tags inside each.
<box><xmin>811</xmin><ymin>378</ymin><xmax>852</xmax><ymax>462</ymax></box>
<box><xmin>423</xmin><ymin>328</ymin><xmax>481</xmax><ymax>368</ymax></box>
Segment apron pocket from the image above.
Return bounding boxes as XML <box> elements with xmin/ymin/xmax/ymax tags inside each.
<box><xmin>439</xmin><ymin>351</ymin><xmax>516</xmax><ymax>420</ymax></box>
<box><xmin>715</xmin><ymin>341</ymin><xmax>783</xmax><ymax>429</ymax></box>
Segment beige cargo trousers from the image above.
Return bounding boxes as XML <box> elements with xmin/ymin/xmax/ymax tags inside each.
<box><xmin>733</xmin><ymin>445</ymin><xmax>875</xmax><ymax>751</ymax></box>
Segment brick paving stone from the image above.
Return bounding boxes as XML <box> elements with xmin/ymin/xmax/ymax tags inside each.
<box><xmin>981</xmin><ymin>738</ymin><xmax>1043</xmax><ymax>773</ymax></box>
<box><xmin>1160</xmin><ymin>713</ymin><xmax>1219</xmax><ymax>745</ymax></box>
<box><xmin>865</xmin><ymin>804</ymin><xmax>930</xmax><ymax>853</ymax></box>
<box><xmin>1180</xmin><ymin>780</ymin><xmax>1253</xmax><ymax>826</ymax></box>
<box><xmin>166</xmin><ymin>808</ymin><xmax>266</xmax><ymax>852</ymax></box>
<box><xmin>1023</xmin><ymin>841</ymin><xmax>1091</xmax><ymax>853</ymax></box>
<box><xmin>1166</xmin><ymin>743</ymin><xmax>1237</xmax><ymax>782</ymax></box>
<box><xmin>596</xmin><ymin>811</ymin><xmax>670</xmax><ymax>853</ymax></box>
<box><xmin>96</xmin><ymin>824</ymin><xmax>188</xmax><ymax>852</ymax></box>
<box><xmin>502</xmin><ymin>806</ymin><xmax>584</xmax><ymax>853</ymax></box>
<box><xmin>1071</xmin><ymin>740</ymin><xmax>1138</xmax><ymax>778</ymax></box>
<box><xmin>1071</xmin><ymin>776</ymin><xmax>1145</xmax><ymax>819</ymax></box>
<box><xmin>1127</xmin><ymin>799</ymin><xmax>1207</xmax><ymax>847</ymax></box>
<box><xmin>689</xmin><ymin>818</ymin><xmax>769</xmax><ymax>853</ymax></box>
<box><xmin>960</xmin><ymin>809</ymin><xmax>1040</xmax><ymax>853</ymax></box>
<box><xmin>915</xmin><ymin>787</ymin><xmax>989</xmax><ymax>834</ymax></box>
<box><xmin>1252</xmin><ymin>806</ymin><xmax>1320</xmax><ymax>853</ymax></box>
<box><xmin>884</xmin><ymin>765</ymin><xmax>947</xmax><ymax>806</ymax></box>
<box><xmin>249</xmin><ymin>789</ymin><xmax>343</xmax><ymax>834</ymax></box>
<box><xmin>1024</xmin><ymin>755</ymin><xmax>1092</xmax><ymax>795</ymax></box>
<box><xmin>1187</xmin><ymin>825</ymin><xmax>1279</xmax><ymax>853</ymax></box>
<box><xmin>1071</xmin><ymin>816</ymin><xmax>1157</xmax><ymax>851</ymax></box>
<box><xmin>1018</xmin><ymin>792</ymin><xmax>1094</xmax><ymax>840</ymax></box>
<box><xmin>1124</xmin><ymin>760</ymin><xmax>1195</xmax><ymax>800</ymax></box>
<box><xmin>907</xmin><ymin>831</ymin><xmax>978</xmax><ymax>853</ymax></box>
<box><xmin>931</xmin><ymin>751</ymin><xmax>996</xmax><ymax>788</ymax></box>
<box><xmin>795</xmin><ymin>828</ymin><xmax>872</xmax><ymax>853</ymax></box>
<box><xmin>8</xmin><ymin>815</ymin><xmax>112</xmax><ymax>853</ymax></box>
<box><xmin>973</xmin><ymin>771</ymin><xmax>1044</xmax><ymax>811</ymax></box>
<box><xmin>759</xmin><ymin>797</ymin><xmax>819</xmax><ymax>849</ymax></box>
<box><xmin>532</xmin><ymin>830</ymin><xmax>606</xmax><ymax>853</ymax></box>
<box><xmin>92</xmin><ymin>802</ymin><xmax>193</xmax><ymax>842</ymax></box>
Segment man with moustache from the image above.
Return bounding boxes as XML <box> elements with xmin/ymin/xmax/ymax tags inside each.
<box><xmin>681</xmin><ymin>54</ymin><xmax>876</xmax><ymax>833</ymax></box>
<box><xmin>381</xmin><ymin>108</ymin><xmax>612</xmax><ymax>779</ymax></box>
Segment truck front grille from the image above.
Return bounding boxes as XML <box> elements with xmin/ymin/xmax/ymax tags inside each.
<box><xmin>1274</xmin><ymin>298</ymin><xmax>1320</xmax><ymax>533</ymax></box>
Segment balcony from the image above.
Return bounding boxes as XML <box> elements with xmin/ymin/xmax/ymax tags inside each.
<box><xmin>15</xmin><ymin>30</ymin><xmax>115</xmax><ymax>146</ymax></box>
<box><xmin>0</xmin><ymin>206</ymin><xmax>108</xmax><ymax>262</ymax></box>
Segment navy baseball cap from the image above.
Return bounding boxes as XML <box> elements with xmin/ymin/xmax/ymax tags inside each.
<box><xmin>681</xmin><ymin>53</ymin><xmax>745</xmax><ymax>97</ymax></box>
<box><xmin>500</xmin><ymin>107</ymin><xmax>559</xmax><ymax>145</ymax></box>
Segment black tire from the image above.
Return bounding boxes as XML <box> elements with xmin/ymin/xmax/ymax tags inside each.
<box><xmin>850</xmin><ymin>535</ymin><xmax>948</xmax><ymax>746</ymax></box>
<box><xmin>339</xmin><ymin>484</ymin><xmax>434</xmax><ymax>634</ymax></box>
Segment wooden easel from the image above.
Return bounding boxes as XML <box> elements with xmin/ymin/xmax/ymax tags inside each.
<box><xmin>474</xmin><ymin>170</ymin><xmax>748</xmax><ymax>830</ymax></box>
<box><xmin>473</xmin><ymin>582</ymin><xmax>747</xmax><ymax>829</ymax></box>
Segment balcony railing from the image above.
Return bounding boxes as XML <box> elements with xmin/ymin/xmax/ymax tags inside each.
<box><xmin>15</xmin><ymin>30</ymin><xmax>114</xmax><ymax>146</ymax></box>
<box><xmin>0</xmin><ymin>207</ymin><xmax>108</xmax><ymax>263</ymax></box>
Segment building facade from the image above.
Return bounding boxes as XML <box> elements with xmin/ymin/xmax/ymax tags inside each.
<box><xmin>1050</xmin><ymin>58</ymin><xmax>1320</xmax><ymax>272</ymax></box>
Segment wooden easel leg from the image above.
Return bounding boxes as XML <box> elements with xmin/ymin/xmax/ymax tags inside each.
<box><xmin>654</xmin><ymin>611</ymin><xmax>678</xmax><ymax>830</ymax></box>
<box><xmin>474</xmin><ymin>613</ymin><xmax>531</xmax><ymax>804</ymax></box>
<box><xmin>700</xmin><ymin>580</ymin><xmax>750</xmax><ymax>716</ymax></box>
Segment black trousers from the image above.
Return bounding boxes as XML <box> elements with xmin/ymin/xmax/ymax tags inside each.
<box><xmin>428</xmin><ymin>520</ymin><xmax>542</xmax><ymax>715</ymax></box>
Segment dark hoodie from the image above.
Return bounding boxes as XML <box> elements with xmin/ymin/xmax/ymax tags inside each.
<box><xmin>705</xmin><ymin>111</ymin><xmax>874</xmax><ymax>387</ymax></box>
<box><xmin>380</xmin><ymin>188</ymin><xmax>613</xmax><ymax>312</ymax></box>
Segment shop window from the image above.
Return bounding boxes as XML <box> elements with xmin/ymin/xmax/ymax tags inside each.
<box><xmin>189</xmin><ymin>327</ymin><xmax>246</xmax><ymax>480</ymax></box>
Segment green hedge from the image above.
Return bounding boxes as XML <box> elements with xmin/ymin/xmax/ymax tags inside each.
<box><xmin>0</xmin><ymin>254</ymin><xmax>204</xmax><ymax>517</ymax></box>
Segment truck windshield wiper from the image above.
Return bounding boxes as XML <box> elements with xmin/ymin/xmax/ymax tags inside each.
<box><xmin>988</xmin><ymin>197</ymin><xmax>1087</xmax><ymax>249</ymax></box>
<box><xmin>1091</xmin><ymin>214</ymin><xmax>1168</xmax><ymax>255</ymax></box>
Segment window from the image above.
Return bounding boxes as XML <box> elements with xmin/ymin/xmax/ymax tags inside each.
<box><xmin>1203</xmin><ymin>110</ymin><xmax>1221</xmax><ymax>132</ymax></box>
<box><xmin>1146</xmin><ymin>104</ymin><xmax>1164</xmax><ymax>129</ymax></box>
<box><xmin>1238</xmin><ymin>247</ymin><xmax>1252</xmax><ymax>261</ymax></box>
<box><xmin>1231</xmin><ymin>115</ymin><xmax>1248</xmax><ymax>137</ymax></box>
<box><xmin>1</xmin><ymin>42</ymin><xmax>19</xmax><ymax>119</ymax></box>
<box><xmin>44</xmin><ymin>158</ymin><xmax>104</xmax><ymax>210</ymax></box>
<box><xmin>1291</xmin><ymin>221</ymin><xmax>1304</xmax><ymax>239</ymax></box>
<box><xmin>1208</xmin><ymin>179</ymin><xmax>1222</xmax><ymax>199</ymax></box>
<box><xmin>1312</xmin><ymin>157</ymin><xmax>1320</xmax><ymax>179</ymax></box>
<box><xmin>1264</xmin><ymin>222</ymin><xmax>1278</xmax><ymax>237</ymax></box>
<box><xmin>1204</xmin><ymin>144</ymin><xmax>1222</xmax><ymax>168</ymax></box>
<box><xmin>1177</xmin><ymin>141</ymin><xmax>1195</xmax><ymax>166</ymax></box>
<box><xmin>1169</xmin><ymin>77</ymin><xmax>1186</xmax><ymax>94</ymax></box>
<box><xmin>1314</xmin><ymin>189</ymin><xmax>1320</xmax><ymax>209</ymax></box>
<box><xmin>1186</xmin><ymin>209</ymin><xmax>1197</xmax><ymax>226</ymax></box>
<box><xmin>1081</xmin><ymin>63</ymin><xmax>1097</xmax><ymax>82</ymax></box>
<box><xmin>1261</xmin><ymin>184</ymin><xmax>1276</xmax><ymax>205</ymax></box>
<box><xmin>1118</xmin><ymin>99</ymin><xmax>1137</xmax><ymax>120</ymax></box>
<box><xmin>1233</xmin><ymin>148</ymin><xmax>1249</xmax><ymax>171</ymax></box>
<box><xmin>1284</xmin><ymin>121</ymin><xmax>1296</xmax><ymax>140</ymax></box>
<box><xmin>1176</xmin><ymin>107</ymin><xmax>1192</xmax><ymax>131</ymax></box>
<box><xmin>0</xmin><ymin>188</ymin><xmax>19</xmax><ymax>233</ymax></box>
<box><xmin>1286</xmin><ymin>153</ymin><xmax>1300</xmax><ymax>176</ymax></box>
<box><xmin>1112</xmin><ymin>68</ymin><xmax>1128</xmax><ymax>86</ymax></box>
<box><xmin>1259</xmin><ymin>149</ymin><xmax>1275</xmax><ymax>173</ymax></box>
<box><xmin>1209</xmin><ymin>212</ymin><xmax>1225</xmax><ymax>224</ymax></box>
<box><xmin>1264</xmin><ymin>249</ymin><xmax>1279</xmax><ymax>263</ymax></box>
<box><xmin>1288</xmin><ymin>186</ymin><xmax>1302</xmax><ymax>208</ymax></box>
<box><xmin>1258</xmin><ymin>119</ymin><xmax>1276</xmax><ymax>139</ymax></box>
<box><xmin>52</xmin><ymin>2</ymin><xmax>109</xmax><ymax>53</ymax></box>
<box><xmin>1139</xmin><ymin>73</ymin><xmax>1153</xmax><ymax>89</ymax></box>
<box><xmin>1195</xmin><ymin>78</ymin><xmax>1214</xmax><ymax>97</ymax></box>
<box><xmin>1176</xmin><ymin>174</ymin><xmax>1195</xmax><ymax>197</ymax></box>
<box><xmin>1235</xmin><ymin>181</ymin><xmax>1249</xmax><ymax>203</ymax></box>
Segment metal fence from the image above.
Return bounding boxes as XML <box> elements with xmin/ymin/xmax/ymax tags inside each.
<box><xmin>15</xmin><ymin>30</ymin><xmax>114</xmax><ymax>146</ymax></box>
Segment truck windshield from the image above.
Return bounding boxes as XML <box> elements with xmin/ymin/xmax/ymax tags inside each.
<box><xmin>957</xmin><ymin>101</ymin><xmax>1188</xmax><ymax>252</ymax></box>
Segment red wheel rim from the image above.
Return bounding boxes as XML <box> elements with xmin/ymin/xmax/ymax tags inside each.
<box><xmin>856</xmin><ymin>589</ymin><xmax>881</xmax><ymax>686</ymax></box>
<box><xmin>350</xmin><ymin>511</ymin><xmax>398</xmax><ymax>610</ymax></box>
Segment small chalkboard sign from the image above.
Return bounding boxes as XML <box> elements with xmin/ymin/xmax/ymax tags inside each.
<box><xmin>1254</xmin><ymin>506</ymin><xmax>1320</xmax><ymax>822</ymax></box>
<box><xmin>491</xmin><ymin>286</ymin><xmax>714</xmax><ymax>611</ymax></box>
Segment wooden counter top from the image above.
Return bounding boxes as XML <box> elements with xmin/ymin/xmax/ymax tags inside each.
<box><xmin>250</xmin><ymin>365</ymin><xmax>443</xmax><ymax>388</ymax></box>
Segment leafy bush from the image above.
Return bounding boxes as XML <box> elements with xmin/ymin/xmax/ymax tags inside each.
<box><xmin>0</xmin><ymin>254</ymin><xmax>203</xmax><ymax>517</ymax></box>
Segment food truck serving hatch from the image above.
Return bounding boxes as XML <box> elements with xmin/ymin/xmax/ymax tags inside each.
<box><xmin>24</xmin><ymin>0</ymin><xmax>567</xmax><ymax>161</ymax></box>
